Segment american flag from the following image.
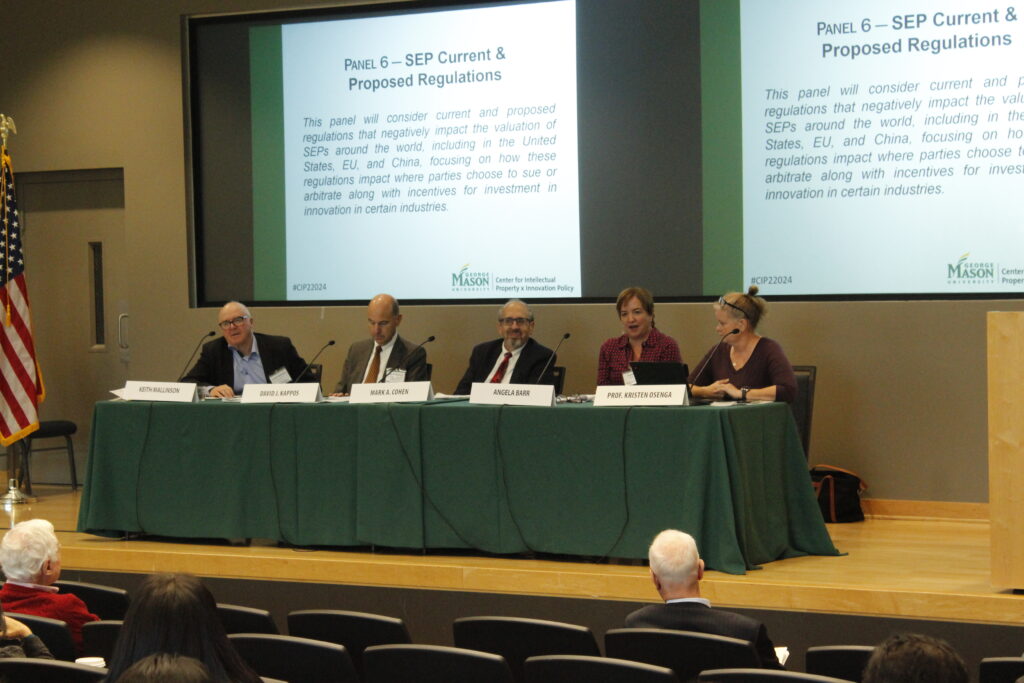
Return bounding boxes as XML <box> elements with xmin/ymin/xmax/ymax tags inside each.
<box><xmin>0</xmin><ymin>149</ymin><xmax>44</xmax><ymax>446</ymax></box>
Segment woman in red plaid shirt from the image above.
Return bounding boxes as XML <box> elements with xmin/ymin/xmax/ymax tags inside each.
<box><xmin>597</xmin><ymin>286</ymin><xmax>682</xmax><ymax>386</ymax></box>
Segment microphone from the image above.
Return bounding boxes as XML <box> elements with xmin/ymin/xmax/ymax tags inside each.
<box><xmin>688</xmin><ymin>328</ymin><xmax>740</xmax><ymax>392</ymax></box>
<box><xmin>535</xmin><ymin>332</ymin><xmax>570</xmax><ymax>386</ymax></box>
<box><xmin>382</xmin><ymin>335</ymin><xmax>436</xmax><ymax>382</ymax></box>
<box><xmin>293</xmin><ymin>340</ymin><xmax>335</xmax><ymax>383</ymax></box>
<box><xmin>178</xmin><ymin>331</ymin><xmax>215</xmax><ymax>381</ymax></box>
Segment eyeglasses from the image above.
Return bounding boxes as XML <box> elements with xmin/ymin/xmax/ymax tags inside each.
<box><xmin>218</xmin><ymin>315</ymin><xmax>250</xmax><ymax>329</ymax></box>
<box><xmin>718</xmin><ymin>297</ymin><xmax>748</xmax><ymax>318</ymax></box>
<box><xmin>499</xmin><ymin>317</ymin><xmax>533</xmax><ymax>326</ymax></box>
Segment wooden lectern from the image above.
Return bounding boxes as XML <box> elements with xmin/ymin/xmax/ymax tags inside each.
<box><xmin>987</xmin><ymin>311</ymin><xmax>1024</xmax><ymax>589</ymax></box>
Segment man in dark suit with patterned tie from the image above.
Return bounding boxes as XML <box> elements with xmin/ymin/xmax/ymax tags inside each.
<box><xmin>625</xmin><ymin>529</ymin><xmax>784</xmax><ymax>669</ymax></box>
<box><xmin>454</xmin><ymin>299</ymin><xmax>557</xmax><ymax>394</ymax></box>
<box><xmin>333</xmin><ymin>293</ymin><xmax>428</xmax><ymax>395</ymax></box>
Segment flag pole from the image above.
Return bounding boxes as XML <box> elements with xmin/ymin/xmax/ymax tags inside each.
<box><xmin>0</xmin><ymin>116</ymin><xmax>37</xmax><ymax>505</ymax></box>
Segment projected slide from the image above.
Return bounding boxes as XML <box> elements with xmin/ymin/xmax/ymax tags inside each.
<box><xmin>741</xmin><ymin>0</ymin><xmax>1024</xmax><ymax>295</ymax></box>
<box><xmin>275</xmin><ymin>0</ymin><xmax>578</xmax><ymax>301</ymax></box>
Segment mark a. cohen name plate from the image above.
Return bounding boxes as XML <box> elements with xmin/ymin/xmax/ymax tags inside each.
<box><xmin>349</xmin><ymin>381</ymin><xmax>434</xmax><ymax>404</ymax></box>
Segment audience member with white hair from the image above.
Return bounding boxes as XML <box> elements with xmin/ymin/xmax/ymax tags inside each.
<box><xmin>0</xmin><ymin>519</ymin><xmax>98</xmax><ymax>651</ymax></box>
<box><xmin>624</xmin><ymin>529</ymin><xmax>784</xmax><ymax>669</ymax></box>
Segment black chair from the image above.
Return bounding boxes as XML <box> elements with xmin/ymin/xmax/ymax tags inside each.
<box><xmin>981</xmin><ymin>657</ymin><xmax>1024</xmax><ymax>683</ymax></box>
<box><xmin>19</xmin><ymin>420</ymin><xmax>78</xmax><ymax>493</ymax></box>
<box><xmin>363</xmin><ymin>644</ymin><xmax>515</xmax><ymax>683</ymax></box>
<box><xmin>217</xmin><ymin>602</ymin><xmax>278</xmax><ymax>634</ymax></box>
<box><xmin>81</xmin><ymin>619</ymin><xmax>122</xmax><ymax>660</ymax></box>
<box><xmin>7</xmin><ymin>612</ymin><xmax>77</xmax><ymax>661</ymax></box>
<box><xmin>605</xmin><ymin>628</ymin><xmax>761</xmax><ymax>683</ymax></box>
<box><xmin>229</xmin><ymin>633</ymin><xmax>359</xmax><ymax>683</ymax></box>
<box><xmin>805</xmin><ymin>645</ymin><xmax>873</xmax><ymax>682</ymax></box>
<box><xmin>288</xmin><ymin>609</ymin><xmax>411</xmax><ymax>679</ymax></box>
<box><xmin>453</xmin><ymin>616</ymin><xmax>599</xmax><ymax>682</ymax></box>
<box><xmin>425</xmin><ymin>363</ymin><xmax>433</xmax><ymax>380</ymax></box>
<box><xmin>550</xmin><ymin>366</ymin><xmax>566</xmax><ymax>395</ymax></box>
<box><xmin>0</xmin><ymin>657</ymin><xmax>107</xmax><ymax>682</ymax></box>
<box><xmin>699</xmin><ymin>669</ymin><xmax>852</xmax><ymax>682</ymax></box>
<box><xmin>54</xmin><ymin>580</ymin><xmax>130</xmax><ymax>620</ymax></box>
<box><xmin>791</xmin><ymin>365</ymin><xmax>817</xmax><ymax>459</ymax></box>
<box><xmin>525</xmin><ymin>654</ymin><xmax>681</xmax><ymax>683</ymax></box>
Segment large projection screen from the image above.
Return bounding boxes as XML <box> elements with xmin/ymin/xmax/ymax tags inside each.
<box><xmin>185</xmin><ymin>0</ymin><xmax>1024</xmax><ymax>305</ymax></box>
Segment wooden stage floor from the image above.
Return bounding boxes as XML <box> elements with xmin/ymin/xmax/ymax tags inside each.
<box><xmin>10</xmin><ymin>486</ymin><xmax>1024</xmax><ymax>627</ymax></box>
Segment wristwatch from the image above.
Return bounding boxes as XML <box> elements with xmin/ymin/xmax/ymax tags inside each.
<box><xmin>740</xmin><ymin>387</ymin><xmax>749</xmax><ymax>401</ymax></box>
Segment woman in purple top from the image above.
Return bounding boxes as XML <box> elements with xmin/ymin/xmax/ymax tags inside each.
<box><xmin>688</xmin><ymin>285</ymin><xmax>797</xmax><ymax>403</ymax></box>
<box><xmin>597</xmin><ymin>286</ymin><xmax>682</xmax><ymax>386</ymax></box>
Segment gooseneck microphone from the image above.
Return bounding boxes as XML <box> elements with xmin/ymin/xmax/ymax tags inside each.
<box><xmin>293</xmin><ymin>340</ymin><xmax>335</xmax><ymax>383</ymax></box>
<box><xmin>688</xmin><ymin>328</ymin><xmax>740</xmax><ymax>392</ymax></box>
<box><xmin>535</xmin><ymin>332</ymin><xmax>571</xmax><ymax>385</ymax></box>
<box><xmin>382</xmin><ymin>335</ymin><xmax>436</xmax><ymax>382</ymax></box>
<box><xmin>178</xmin><ymin>331</ymin><xmax>215</xmax><ymax>381</ymax></box>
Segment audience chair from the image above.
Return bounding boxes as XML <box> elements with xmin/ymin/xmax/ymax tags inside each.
<box><xmin>18</xmin><ymin>419</ymin><xmax>79</xmax><ymax>493</ymax></box>
<box><xmin>81</xmin><ymin>619</ymin><xmax>122</xmax><ymax>661</ymax></box>
<box><xmin>605</xmin><ymin>628</ymin><xmax>761</xmax><ymax>683</ymax></box>
<box><xmin>550</xmin><ymin>366</ymin><xmax>566</xmax><ymax>395</ymax></box>
<box><xmin>228</xmin><ymin>633</ymin><xmax>359</xmax><ymax>683</ymax></box>
<box><xmin>453</xmin><ymin>616</ymin><xmax>599</xmax><ymax>682</ymax></box>
<box><xmin>791</xmin><ymin>365</ymin><xmax>817</xmax><ymax>459</ymax></box>
<box><xmin>7</xmin><ymin>612</ymin><xmax>77</xmax><ymax>661</ymax></box>
<box><xmin>363</xmin><ymin>643</ymin><xmax>515</xmax><ymax>683</ymax></box>
<box><xmin>217</xmin><ymin>602</ymin><xmax>279</xmax><ymax>634</ymax></box>
<box><xmin>805</xmin><ymin>645</ymin><xmax>874</xmax><ymax>682</ymax></box>
<box><xmin>698</xmin><ymin>669</ymin><xmax>852</xmax><ymax>682</ymax></box>
<box><xmin>287</xmin><ymin>609</ymin><xmax>411</xmax><ymax>679</ymax></box>
<box><xmin>524</xmin><ymin>654</ymin><xmax>681</xmax><ymax>683</ymax></box>
<box><xmin>980</xmin><ymin>657</ymin><xmax>1024</xmax><ymax>683</ymax></box>
<box><xmin>54</xmin><ymin>579</ymin><xmax>130</xmax><ymax>620</ymax></box>
<box><xmin>0</xmin><ymin>657</ymin><xmax>107</xmax><ymax>682</ymax></box>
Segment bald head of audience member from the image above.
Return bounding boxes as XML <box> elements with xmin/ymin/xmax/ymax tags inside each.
<box><xmin>647</xmin><ymin>529</ymin><xmax>705</xmax><ymax>600</ymax></box>
<box><xmin>863</xmin><ymin>633</ymin><xmax>967</xmax><ymax>683</ymax></box>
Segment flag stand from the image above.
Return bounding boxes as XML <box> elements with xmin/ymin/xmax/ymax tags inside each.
<box><xmin>0</xmin><ymin>478</ymin><xmax>35</xmax><ymax>506</ymax></box>
<box><xmin>1</xmin><ymin>441</ymin><xmax>35</xmax><ymax>505</ymax></box>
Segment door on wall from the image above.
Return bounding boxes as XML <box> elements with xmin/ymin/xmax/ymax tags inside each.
<box><xmin>15</xmin><ymin>168</ymin><xmax>129</xmax><ymax>484</ymax></box>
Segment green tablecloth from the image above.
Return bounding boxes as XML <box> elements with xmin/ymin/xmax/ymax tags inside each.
<box><xmin>77</xmin><ymin>400</ymin><xmax>837</xmax><ymax>574</ymax></box>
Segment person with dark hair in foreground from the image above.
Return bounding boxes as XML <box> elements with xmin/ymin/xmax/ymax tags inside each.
<box><xmin>104</xmin><ymin>573</ymin><xmax>260</xmax><ymax>683</ymax></box>
<box><xmin>115</xmin><ymin>653</ymin><xmax>214</xmax><ymax>683</ymax></box>
<box><xmin>625</xmin><ymin>529</ymin><xmax>783</xmax><ymax>669</ymax></box>
<box><xmin>863</xmin><ymin>633</ymin><xmax>968</xmax><ymax>683</ymax></box>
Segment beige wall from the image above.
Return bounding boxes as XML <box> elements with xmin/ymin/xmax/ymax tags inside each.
<box><xmin>4</xmin><ymin>0</ymin><xmax>1018</xmax><ymax>501</ymax></box>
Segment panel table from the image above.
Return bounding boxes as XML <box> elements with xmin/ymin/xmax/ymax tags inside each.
<box><xmin>78</xmin><ymin>400</ymin><xmax>837</xmax><ymax>574</ymax></box>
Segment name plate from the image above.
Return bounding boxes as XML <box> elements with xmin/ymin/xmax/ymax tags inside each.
<box><xmin>240</xmin><ymin>383</ymin><xmax>323</xmax><ymax>403</ymax></box>
<box><xmin>124</xmin><ymin>381</ymin><xmax>198</xmax><ymax>402</ymax></box>
<box><xmin>594</xmin><ymin>384</ymin><xmax>689</xmax><ymax>407</ymax></box>
<box><xmin>470</xmin><ymin>382</ymin><xmax>555</xmax><ymax>407</ymax></box>
<box><xmin>349</xmin><ymin>381</ymin><xmax>434</xmax><ymax>404</ymax></box>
